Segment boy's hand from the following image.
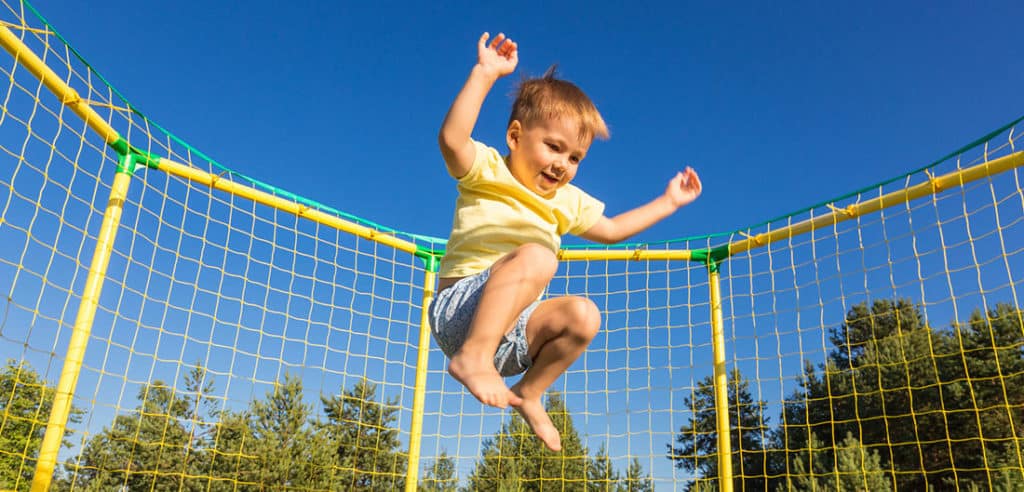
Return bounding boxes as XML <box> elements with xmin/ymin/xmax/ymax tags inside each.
<box><xmin>477</xmin><ymin>32</ymin><xmax>518</xmax><ymax>78</ymax></box>
<box><xmin>580</xmin><ymin>166</ymin><xmax>703</xmax><ymax>244</ymax></box>
<box><xmin>665</xmin><ymin>167</ymin><xmax>703</xmax><ymax>208</ymax></box>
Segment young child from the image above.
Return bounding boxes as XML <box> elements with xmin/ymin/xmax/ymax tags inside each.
<box><xmin>429</xmin><ymin>32</ymin><xmax>702</xmax><ymax>452</ymax></box>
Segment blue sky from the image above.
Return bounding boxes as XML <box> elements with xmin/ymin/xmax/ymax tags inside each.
<box><xmin>4</xmin><ymin>0</ymin><xmax>1023</xmax><ymax>485</ymax></box>
<box><xmin>33</xmin><ymin>0</ymin><xmax>1024</xmax><ymax>244</ymax></box>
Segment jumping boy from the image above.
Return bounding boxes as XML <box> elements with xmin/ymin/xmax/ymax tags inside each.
<box><xmin>429</xmin><ymin>32</ymin><xmax>702</xmax><ymax>452</ymax></box>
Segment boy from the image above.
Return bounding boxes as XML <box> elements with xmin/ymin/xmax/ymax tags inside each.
<box><xmin>430</xmin><ymin>32</ymin><xmax>702</xmax><ymax>452</ymax></box>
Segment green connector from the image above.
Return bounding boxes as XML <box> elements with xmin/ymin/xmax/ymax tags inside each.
<box><xmin>109</xmin><ymin>137</ymin><xmax>163</xmax><ymax>176</ymax></box>
<box><xmin>109</xmin><ymin>137</ymin><xmax>129</xmax><ymax>156</ymax></box>
<box><xmin>115</xmin><ymin>152</ymin><xmax>136</xmax><ymax>175</ymax></box>
<box><xmin>414</xmin><ymin>247</ymin><xmax>442</xmax><ymax>273</ymax></box>
<box><xmin>689</xmin><ymin>244</ymin><xmax>730</xmax><ymax>273</ymax></box>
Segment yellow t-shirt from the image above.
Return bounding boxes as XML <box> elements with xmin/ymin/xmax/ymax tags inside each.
<box><xmin>439</xmin><ymin>140</ymin><xmax>605</xmax><ymax>278</ymax></box>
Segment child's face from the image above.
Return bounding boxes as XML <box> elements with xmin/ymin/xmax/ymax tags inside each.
<box><xmin>506</xmin><ymin>116</ymin><xmax>591</xmax><ymax>197</ymax></box>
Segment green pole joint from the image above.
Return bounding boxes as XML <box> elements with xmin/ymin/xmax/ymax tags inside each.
<box><xmin>414</xmin><ymin>247</ymin><xmax>442</xmax><ymax>273</ymax></box>
<box><xmin>115</xmin><ymin>152</ymin><xmax>136</xmax><ymax>175</ymax></box>
<box><xmin>109</xmin><ymin>137</ymin><xmax>162</xmax><ymax>176</ymax></box>
<box><xmin>109</xmin><ymin>137</ymin><xmax>129</xmax><ymax>156</ymax></box>
<box><xmin>690</xmin><ymin>244</ymin><xmax>730</xmax><ymax>273</ymax></box>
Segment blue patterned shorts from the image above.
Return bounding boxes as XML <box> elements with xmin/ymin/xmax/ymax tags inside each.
<box><xmin>428</xmin><ymin>268</ymin><xmax>539</xmax><ymax>377</ymax></box>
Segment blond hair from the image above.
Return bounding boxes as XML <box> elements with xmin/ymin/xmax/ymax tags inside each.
<box><xmin>508</xmin><ymin>65</ymin><xmax>609</xmax><ymax>143</ymax></box>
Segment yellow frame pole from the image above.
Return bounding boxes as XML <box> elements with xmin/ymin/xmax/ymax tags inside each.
<box><xmin>154</xmin><ymin>158</ymin><xmax>420</xmax><ymax>256</ymax></box>
<box><xmin>558</xmin><ymin>248</ymin><xmax>693</xmax><ymax>262</ymax></box>
<box><xmin>729</xmin><ymin>151</ymin><xmax>1024</xmax><ymax>256</ymax></box>
<box><xmin>709</xmin><ymin>268</ymin><xmax>734</xmax><ymax>492</ymax></box>
<box><xmin>0</xmin><ymin>25</ymin><xmax>120</xmax><ymax>146</ymax></box>
<box><xmin>31</xmin><ymin>169</ymin><xmax>133</xmax><ymax>491</ymax></box>
<box><xmin>405</xmin><ymin>269</ymin><xmax>436</xmax><ymax>491</ymax></box>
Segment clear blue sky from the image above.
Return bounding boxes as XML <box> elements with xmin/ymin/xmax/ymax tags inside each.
<box><xmin>33</xmin><ymin>0</ymin><xmax>1024</xmax><ymax>244</ymax></box>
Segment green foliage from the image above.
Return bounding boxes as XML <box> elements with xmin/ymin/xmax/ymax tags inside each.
<box><xmin>14</xmin><ymin>298</ymin><xmax>1022</xmax><ymax>490</ymax></box>
<box><xmin>584</xmin><ymin>451</ymin><xmax>655</xmax><ymax>492</ymax></box>
<box><xmin>776</xmin><ymin>432</ymin><xmax>891</xmax><ymax>491</ymax></box>
<box><xmin>67</xmin><ymin>365</ymin><xmax>221</xmax><ymax>491</ymax></box>
<box><xmin>668</xmin><ymin>369</ymin><xmax>772</xmax><ymax>491</ymax></box>
<box><xmin>419</xmin><ymin>451</ymin><xmax>458</xmax><ymax>492</ymax></box>
<box><xmin>320</xmin><ymin>378</ymin><xmax>407</xmax><ymax>490</ymax></box>
<box><xmin>671</xmin><ymin>299</ymin><xmax>1024</xmax><ymax>490</ymax></box>
<box><xmin>201</xmin><ymin>407</ymin><xmax>259</xmax><ymax>491</ymax></box>
<box><xmin>239</xmin><ymin>373</ymin><xmax>334</xmax><ymax>489</ymax></box>
<box><xmin>62</xmin><ymin>366</ymin><xmax>407</xmax><ymax>490</ymax></box>
<box><xmin>467</xmin><ymin>392</ymin><xmax>590</xmax><ymax>491</ymax></box>
<box><xmin>778</xmin><ymin>299</ymin><xmax>1024</xmax><ymax>490</ymax></box>
<box><xmin>467</xmin><ymin>392</ymin><xmax>649</xmax><ymax>491</ymax></box>
<box><xmin>587</xmin><ymin>444</ymin><xmax>622</xmax><ymax>491</ymax></box>
<box><xmin>0</xmin><ymin>360</ymin><xmax>81</xmax><ymax>491</ymax></box>
<box><xmin>623</xmin><ymin>458</ymin><xmax>654</xmax><ymax>492</ymax></box>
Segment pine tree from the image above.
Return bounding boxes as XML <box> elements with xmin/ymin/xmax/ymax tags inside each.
<box><xmin>779</xmin><ymin>299</ymin><xmax>1024</xmax><ymax>489</ymax></box>
<box><xmin>203</xmin><ymin>407</ymin><xmax>259</xmax><ymax>491</ymax></box>
<box><xmin>72</xmin><ymin>380</ymin><xmax>194</xmax><ymax>490</ymax></box>
<box><xmin>65</xmin><ymin>364</ymin><xmax>230</xmax><ymax>491</ymax></box>
<box><xmin>668</xmin><ymin>369</ymin><xmax>771</xmax><ymax>491</ymax></box>
<box><xmin>419</xmin><ymin>451</ymin><xmax>458</xmax><ymax>492</ymax></box>
<box><xmin>623</xmin><ymin>458</ymin><xmax>654</xmax><ymax>492</ymax></box>
<box><xmin>956</xmin><ymin>303</ymin><xmax>1024</xmax><ymax>483</ymax></box>
<box><xmin>244</xmin><ymin>373</ymin><xmax>333</xmax><ymax>489</ymax></box>
<box><xmin>777</xmin><ymin>432</ymin><xmax>891</xmax><ymax>491</ymax></box>
<box><xmin>176</xmin><ymin>365</ymin><xmax>224</xmax><ymax>490</ymax></box>
<box><xmin>586</xmin><ymin>444</ymin><xmax>622</xmax><ymax>491</ymax></box>
<box><xmin>468</xmin><ymin>392</ymin><xmax>608</xmax><ymax>491</ymax></box>
<box><xmin>320</xmin><ymin>378</ymin><xmax>407</xmax><ymax>490</ymax></box>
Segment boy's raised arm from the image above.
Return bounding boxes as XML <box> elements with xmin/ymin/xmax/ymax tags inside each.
<box><xmin>580</xmin><ymin>167</ymin><xmax>703</xmax><ymax>244</ymax></box>
<box><xmin>438</xmin><ymin>32</ymin><xmax>518</xmax><ymax>179</ymax></box>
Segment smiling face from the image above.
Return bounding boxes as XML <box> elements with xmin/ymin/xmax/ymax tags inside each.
<box><xmin>506</xmin><ymin>116</ymin><xmax>591</xmax><ymax>198</ymax></box>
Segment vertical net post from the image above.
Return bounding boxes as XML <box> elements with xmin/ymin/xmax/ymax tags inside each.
<box><xmin>406</xmin><ymin>250</ymin><xmax>439</xmax><ymax>491</ymax></box>
<box><xmin>30</xmin><ymin>155</ymin><xmax>136</xmax><ymax>491</ymax></box>
<box><xmin>694</xmin><ymin>247</ymin><xmax>735</xmax><ymax>491</ymax></box>
<box><xmin>708</xmin><ymin>270</ymin><xmax>734</xmax><ymax>491</ymax></box>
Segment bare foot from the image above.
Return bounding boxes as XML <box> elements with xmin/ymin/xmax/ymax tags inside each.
<box><xmin>448</xmin><ymin>354</ymin><xmax>521</xmax><ymax>408</ymax></box>
<box><xmin>512</xmin><ymin>397</ymin><xmax>561</xmax><ymax>452</ymax></box>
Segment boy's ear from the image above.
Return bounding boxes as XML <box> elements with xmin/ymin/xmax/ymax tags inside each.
<box><xmin>506</xmin><ymin>120</ymin><xmax>522</xmax><ymax>150</ymax></box>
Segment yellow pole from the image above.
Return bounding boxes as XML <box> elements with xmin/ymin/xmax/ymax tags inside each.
<box><xmin>0</xmin><ymin>25</ymin><xmax>120</xmax><ymax>146</ymax></box>
<box><xmin>405</xmin><ymin>269</ymin><xmax>436</xmax><ymax>491</ymax></box>
<box><xmin>729</xmin><ymin>151</ymin><xmax>1024</xmax><ymax>256</ymax></box>
<box><xmin>154</xmin><ymin>158</ymin><xmax>421</xmax><ymax>257</ymax></box>
<box><xmin>558</xmin><ymin>248</ymin><xmax>693</xmax><ymax>262</ymax></box>
<box><xmin>31</xmin><ymin>169</ymin><xmax>133</xmax><ymax>491</ymax></box>
<box><xmin>708</xmin><ymin>268</ymin><xmax>734</xmax><ymax>492</ymax></box>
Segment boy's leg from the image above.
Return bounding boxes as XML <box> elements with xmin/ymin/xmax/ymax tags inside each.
<box><xmin>448</xmin><ymin>243</ymin><xmax>558</xmax><ymax>409</ymax></box>
<box><xmin>510</xmin><ymin>295</ymin><xmax>601</xmax><ymax>451</ymax></box>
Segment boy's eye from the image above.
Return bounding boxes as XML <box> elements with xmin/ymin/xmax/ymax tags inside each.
<box><xmin>570</xmin><ymin>155</ymin><xmax>581</xmax><ymax>164</ymax></box>
<box><xmin>546</xmin><ymin>142</ymin><xmax>560</xmax><ymax>151</ymax></box>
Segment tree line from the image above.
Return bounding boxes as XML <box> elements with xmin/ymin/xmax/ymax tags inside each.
<box><xmin>0</xmin><ymin>366</ymin><xmax>652</xmax><ymax>490</ymax></box>
<box><xmin>3</xmin><ymin>299</ymin><xmax>1022</xmax><ymax>490</ymax></box>
<box><xmin>669</xmin><ymin>299</ymin><xmax>1024</xmax><ymax>491</ymax></box>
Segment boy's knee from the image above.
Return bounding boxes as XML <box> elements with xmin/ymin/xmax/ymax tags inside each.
<box><xmin>566</xmin><ymin>297</ymin><xmax>600</xmax><ymax>340</ymax></box>
<box><xmin>503</xmin><ymin>243</ymin><xmax>558</xmax><ymax>280</ymax></box>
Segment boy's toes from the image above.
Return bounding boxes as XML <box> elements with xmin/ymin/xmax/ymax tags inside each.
<box><xmin>482</xmin><ymin>391</ymin><xmax>508</xmax><ymax>408</ymax></box>
<box><xmin>513</xmin><ymin>399</ymin><xmax>562</xmax><ymax>452</ymax></box>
